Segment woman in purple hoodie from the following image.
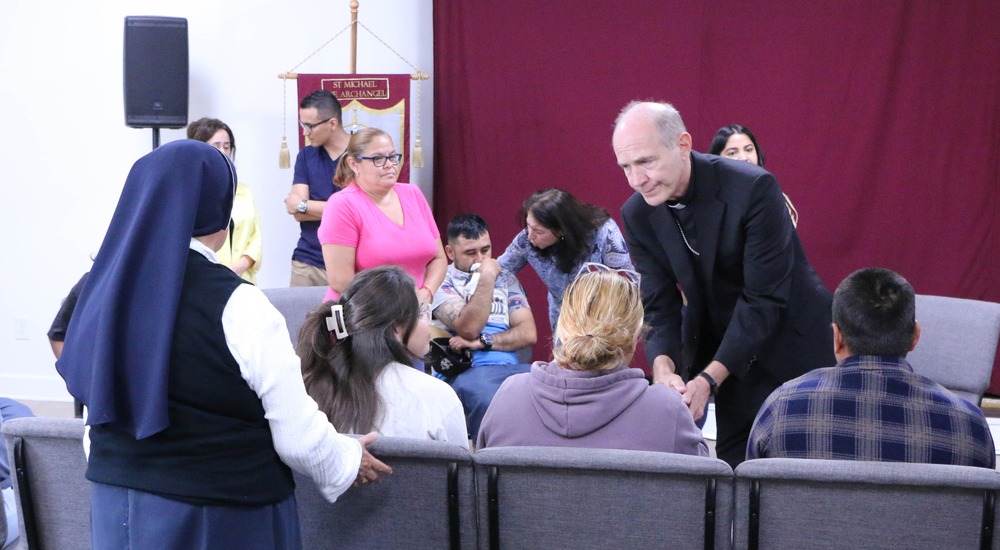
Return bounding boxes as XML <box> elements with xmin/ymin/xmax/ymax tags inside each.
<box><xmin>477</xmin><ymin>263</ymin><xmax>708</xmax><ymax>455</ymax></box>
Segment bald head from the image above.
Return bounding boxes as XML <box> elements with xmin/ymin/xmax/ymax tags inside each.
<box><xmin>612</xmin><ymin>100</ymin><xmax>692</xmax><ymax>206</ymax></box>
<box><xmin>613</xmin><ymin>101</ymin><xmax>687</xmax><ymax>149</ymax></box>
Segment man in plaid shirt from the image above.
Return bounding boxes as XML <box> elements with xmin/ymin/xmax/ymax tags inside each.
<box><xmin>747</xmin><ymin>267</ymin><xmax>996</xmax><ymax>468</ymax></box>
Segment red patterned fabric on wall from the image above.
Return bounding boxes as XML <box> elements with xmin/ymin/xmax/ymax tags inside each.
<box><xmin>432</xmin><ymin>1</ymin><xmax>1000</xmax><ymax>388</ymax></box>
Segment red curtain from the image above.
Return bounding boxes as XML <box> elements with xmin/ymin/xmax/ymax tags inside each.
<box><xmin>432</xmin><ymin>1</ymin><xmax>1000</xmax><ymax>388</ymax></box>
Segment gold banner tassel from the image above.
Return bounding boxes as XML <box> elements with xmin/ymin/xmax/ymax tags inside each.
<box><xmin>410</xmin><ymin>70</ymin><xmax>427</xmax><ymax>168</ymax></box>
<box><xmin>412</xmin><ymin>136</ymin><xmax>424</xmax><ymax>168</ymax></box>
<box><xmin>278</xmin><ymin>135</ymin><xmax>291</xmax><ymax>169</ymax></box>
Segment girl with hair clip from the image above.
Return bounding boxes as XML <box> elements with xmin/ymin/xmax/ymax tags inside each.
<box><xmin>299</xmin><ymin>265</ymin><xmax>469</xmax><ymax>448</ymax></box>
<box><xmin>477</xmin><ymin>263</ymin><xmax>707</xmax><ymax>455</ymax></box>
<box><xmin>498</xmin><ymin>188</ymin><xmax>633</xmax><ymax>329</ymax></box>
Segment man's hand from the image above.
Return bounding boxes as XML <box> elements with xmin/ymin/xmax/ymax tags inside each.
<box><xmin>683</xmin><ymin>376</ymin><xmax>712</xmax><ymax>421</ymax></box>
<box><xmin>449</xmin><ymin>335</ymin><xmax>481</xmax><ymax>351</ymax></box>
<box><xmin>658</xmin><ymin>372</ymin><xmax>687</xmax><ymax>393</ymax></box>
<box><xmin>651</xmin><ymin>355</ymin><xmax>686</xmax><ymax>393</ymax></box>
<box><xmin>683</xmin><ymin>360</ymin><xmax>729</xmax><ymax>421</ymax></box>
<box><xmin>353</xmin><ymin>432</ymin><xmax>392</xmax><ymax>487</ymax></box>
<box><xmin>477</xmin><ymin>257</ymin><xmax>501</xmax><ymax>279</ymax></box>
<box><xmin>285</xmin><ymin>190</ymin><xmax>305</xmax><ymax>215</ymax></box>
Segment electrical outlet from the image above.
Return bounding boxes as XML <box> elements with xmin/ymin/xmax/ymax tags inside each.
<box><xmin>14</xmin><ymin>318</ymin><xmax>29</xmax><ymax>340</ymax></box>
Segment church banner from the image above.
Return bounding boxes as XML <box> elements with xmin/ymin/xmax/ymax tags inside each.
<box><xmin>297</xmin><ymin>73</ymin><xmax>411</xmax><ymax>183</ymax></box>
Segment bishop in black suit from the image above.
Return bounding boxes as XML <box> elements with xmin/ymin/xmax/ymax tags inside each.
<box><xmin>613</xmin><ymin>101</ymin><xmax>834</xmax><ymax>467</ymax></box>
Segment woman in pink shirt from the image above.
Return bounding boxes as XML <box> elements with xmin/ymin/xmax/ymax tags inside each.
<box><xmin>318</xmin><ymin>128</ymin><xmax>447</xmax><ymax>303</ymax></box>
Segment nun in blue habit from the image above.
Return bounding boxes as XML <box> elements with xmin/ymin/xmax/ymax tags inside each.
<box><xmin>56</xmin><ymin>140</ymin><xmax>390</xmax><ymax>550</ymax></box>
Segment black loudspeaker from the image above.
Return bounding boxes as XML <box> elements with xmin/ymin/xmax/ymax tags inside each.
<box><xmin>123</xmin><ymin>16</ymin><xmax>188</xmax><ymax>129</ymax></box>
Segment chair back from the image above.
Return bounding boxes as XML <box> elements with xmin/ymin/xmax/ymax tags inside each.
<box><xmin>261</xmin><ymin>285</ymin><xmax>328</xmax><ymax>344</ymax></box>
<box><xmin>2</xmin><ymin>417</ymin><xmax>89</xmax><ymax>550</ymax></box>
<box><xmin>294</xmin><ymin>436</ymin><xmax>477</xmax><ymax>550</ymax></box>
<box><xmin>473</xmin><ymin>446</ymin><xmax>733</xmax><ymax>550</ymax></box>
<box><xmin>907</xmin><ymin>294</ymin><xmax>1000</xmax><ymax>405</ymax></box>
<box><xmin>733</xmin><ymin>458</ymin><xmax>1000</xmax><ymax>550</ymax></box>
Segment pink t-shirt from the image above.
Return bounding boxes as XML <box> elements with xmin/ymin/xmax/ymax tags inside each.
<box><xmin>318</xmin><ymin>182</ymin><xmax>440</xmax><ymax>301</ymax></box>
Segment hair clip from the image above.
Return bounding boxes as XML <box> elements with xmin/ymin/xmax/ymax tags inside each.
<box><xmin>326</xmin><ymin>304</ymin><xmax>349</xmax><ymax>340</ymax></box>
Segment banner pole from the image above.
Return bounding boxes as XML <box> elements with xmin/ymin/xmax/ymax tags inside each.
<box><xmin>350</xmin><ymin>0</ymin><xmax>359</xmax><ymax>74</ymax></box>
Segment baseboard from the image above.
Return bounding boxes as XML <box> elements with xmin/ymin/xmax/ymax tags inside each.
<box><xmin>0</xmin><ymin>373</ymin><xmax>73</xmax><ymax>403</ymax></box>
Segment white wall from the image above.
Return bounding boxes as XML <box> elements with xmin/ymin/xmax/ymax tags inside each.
<box><xmin>0</xmin><ymin>0</ymin><xmax>434</xmax><ymax>402</ymax></box>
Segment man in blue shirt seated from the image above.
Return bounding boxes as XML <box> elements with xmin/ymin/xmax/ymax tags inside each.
<box><xmin>747</xmin><ymin>267</ymin><xmax>996</xmax><ymax>468</ymax></box>
<box><xmin>431</xmin><ymin>214</ymin><xmax>537</xmax><ymax>440</ymax></box>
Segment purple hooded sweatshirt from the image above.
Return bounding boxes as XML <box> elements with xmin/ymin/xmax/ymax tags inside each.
<box><xmin>477</xmin><ymin>360</ymin><xmax>708</xmax><ymax>456</ymax></box>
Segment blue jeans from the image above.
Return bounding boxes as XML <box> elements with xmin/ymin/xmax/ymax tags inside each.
<box><xmin>447</xmin><ymin>363</ymin><xmax>531</xmax><ymax>441</ymax></box>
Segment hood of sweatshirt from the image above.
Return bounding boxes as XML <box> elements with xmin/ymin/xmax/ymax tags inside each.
<box><xmin>527</xmin><ymin>360</ymin><xmax>650</xmax><ymax>438</ymax></box>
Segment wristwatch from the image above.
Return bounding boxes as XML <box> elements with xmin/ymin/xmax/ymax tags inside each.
<box><xmin>478</xmin><ymin>333</ymin><xmax>494</xmax><ymax>351</ymax></box>
<box><xmin>296</xmin><ymin>199</ymin><xmax>308</xmax><ymax>214</ymax></box>
<box><xmin>698</xmin><ymin>371</ymin><xmax>719</xmax><ymax>397</ymax></box>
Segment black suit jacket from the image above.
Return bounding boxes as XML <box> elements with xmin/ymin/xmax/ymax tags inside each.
<box><xmin>622</xmin><ymin>152</ymin><xmax>834</xmax><ymax>385</ymax></box>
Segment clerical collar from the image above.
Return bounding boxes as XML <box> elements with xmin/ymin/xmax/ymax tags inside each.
<box><xmin>666</xmin><ymin>178</ymin><xmax>696</xmax><ymax>209</ymax></box>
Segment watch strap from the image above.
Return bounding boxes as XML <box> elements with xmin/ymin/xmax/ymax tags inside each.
<box><xmin>698</xmin><ymin>371</ymin><xmax>718</xmax><ymax>396</ymax></box>
<box><xmin>478</xmin><ymin>333</ymin><xmax>493</xmax><ymax>351</ymax></box>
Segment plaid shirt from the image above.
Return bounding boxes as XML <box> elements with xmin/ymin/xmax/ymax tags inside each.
<box><xmin>747</xmin><ymin>355</ymin><xmax>996</xmax><ymax>468</ymax></box>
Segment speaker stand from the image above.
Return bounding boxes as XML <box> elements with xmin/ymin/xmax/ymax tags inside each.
<box><xmin>151</xmin><ymin>127</ymin><xmax>160</xmax><ymax>150</ymax></box>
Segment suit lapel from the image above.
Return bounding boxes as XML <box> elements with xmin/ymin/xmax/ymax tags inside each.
<box><xmin>690</xmin><ymin>154</ymin><xmax>724</xmax><ymax>285</ymax></box>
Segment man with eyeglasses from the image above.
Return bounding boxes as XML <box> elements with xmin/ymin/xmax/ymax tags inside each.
<box><xmin>431</xmin><ymin>214</ymin><xmax>537</xmax><ymax>441</ymax></box>
<box><xmin>284</xmin><ymin>90</ymin><xmax>351</xmax><ymax>287</ymax></box>
<box><xmin>613</xmin><ymin>101</ymin><xmax>835</xmax><ymax>468</ymax></box>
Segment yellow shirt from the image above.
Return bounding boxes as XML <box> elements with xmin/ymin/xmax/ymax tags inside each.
<box><xmin>216</xmin><ymin>182</ymin><xmax>263</xmax><ymax>284</ymax></box>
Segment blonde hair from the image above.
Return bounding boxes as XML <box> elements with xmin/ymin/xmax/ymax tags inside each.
<box><xmin>333</xmin><ymin>127</ymin><xmax>392</xmax><ymax>187</ymax></box>
<box><xmin>554</xmin><ymin>270</ymin><xmax>645</xmax><ymax>371</ymax></box>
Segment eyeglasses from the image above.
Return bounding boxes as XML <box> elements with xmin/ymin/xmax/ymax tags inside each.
<box><xmin>418</xmin><ymin>302</ymin><xmax>432</xmax><ymax>323</ymax></box>
<box><xmin>299</xmin><ymin>117</ymin><xmax>332</xmax><ymax>132</ymax></box>
<box><xmin>358</xmin><ymin>153</ymin><xmax>403</xmax><ymax>168</ymax></box>
<box><xmin>577</xmin><ymin>262</ymin><xmax>641</xmax><ymax>286</ymax></box>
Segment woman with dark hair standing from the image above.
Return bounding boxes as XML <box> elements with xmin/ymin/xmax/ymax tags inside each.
<box><xmin>299</xmin><ymin>266</ymin><xmax>468</xmax><ymax>448</ymax></box>
<box><xmin>708</xmin><ymin>124</ymin><xmax>799</xmax><ymax>227</ymax></box>
<box><xmin>498</xmin><ymin>188</ymin><xmax>633</xmax><ymax>329</ymax></box>
<box><xmin>187</xmin><ymin>117</ymin><xmax>263</xmax><ymax>282</ymax></box>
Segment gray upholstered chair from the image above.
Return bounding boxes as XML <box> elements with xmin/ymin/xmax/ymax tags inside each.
<box><xmin>2</xmin><ymin>417</ymin><xmax>89</xmax><ymax>550</ymax></box>
<box><xmin>294</xmin><ymin>436</ymin><xmax>477</xmax><ymax>550</ymax></box>
<box><xmin>473</xmin><ymin>446</ymin><xmax>734</xmax><ymax>550</ymax></box>
<box><xmin>907</xmin><ymin>294</ymin><xmax>1000</xmax><ymax>405</ymax></box>
<box><xmin>261</xmin><ymin>285</ymin><xmax>328</xmax><ymax>344</ymax></box>
<box><xmin>733</xmin><ymin>458</ymin><xmax>1000</xmax><ymax>550</ymax></box>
